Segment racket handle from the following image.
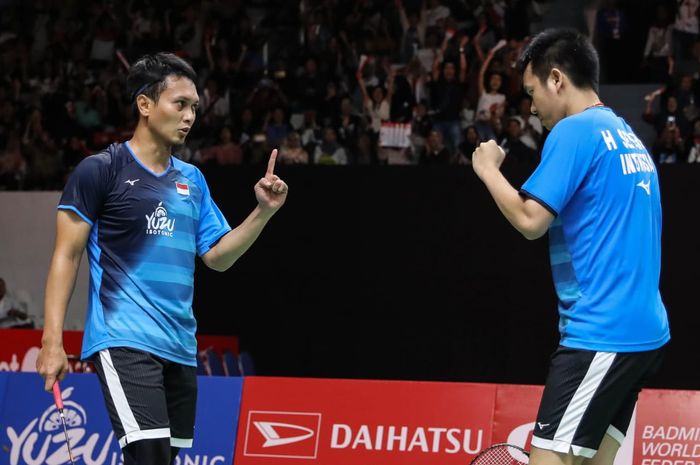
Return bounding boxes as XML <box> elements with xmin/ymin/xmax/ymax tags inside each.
<box><xmin>52</xmin><ymin>381</ymin><xmax>64</xmax><ymax>410</ymax></box>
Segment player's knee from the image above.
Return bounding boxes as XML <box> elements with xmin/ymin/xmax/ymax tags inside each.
<box><xmin>530</xmin><ymin>446</ymin><xmax>586</xmax><ymax>465</ymax></box>
<box><xmin>123</xmin><ymin>437</ymin><xmax>172</xmax><ymax>465</ymax></box>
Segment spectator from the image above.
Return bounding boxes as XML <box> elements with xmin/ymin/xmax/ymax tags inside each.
<box><xmin>672</xmin><ymin>0</ymin><xmax>699</xmax><ymax>61</ymax></box>
<box><xmin>0</xmin><ymin>129</ymin><xmax>26</xmax><ymax>189</ymax></box>
<box><xmin>429</xmin><ymin>32</ymin><xmax>468</xmax><ymax>154</ymax></box>
<box><xmin>246</xmin><ymin>78</ymin><xmax>289</xmax><ymax>124</ymax></box>
<box><xmin>411</xmin><ymin>100</ymin><xmax>433</xmax><ymax>159</ymax></box>
<box><xmin>200</xmin><ymin>76</ymin><xmax>231</xmax><ymax>130</ymax></box>
<box><xmin>358</xmin><ymin>59</ymin><xmax>393</xmax><ymax>138</ymax></box>
<box><xmin>673</xmin><ymin>74</ymin><xmax>699</xmax><ymax>123</ymax></box>
<box><xmin>75</xmin><ymin>86</ymin><xmax>106</xmax><ymax>132</ymax></box>
<box><xmin>686</xmin><ymin>118</ymin><xmax>700</xmax><ymax>162</ymax></box>
<box><xmin>278</xmin><ymin>131</ymin><xmax>310</xmax><ymax>165</ymax></box>
<box><xmin>236</xmin><ymin>107</ymin><xmax>260</xmax><ymax>148</ymax></box>
<box><xmin>457</xmin><ymin>125</ymin><xmax>481</xmax><ymax>164</ymax></box>
<box><xmin>644</xmin><ymin>91</ymin><xmax>690</xmax><ymax>137</ymax></box>
<box><xmin>199</xmin><ymin>126</ymin><xmax>243</xmax><ymax>166</ymax></box>
<box><xmin>319</xmin><ymin>81</ymin><xmax>341</xmax><ymax>127</ymax></box>
<box><xmin>354</xmin><ymin>131</ymin><xmax>376</xmax><ymax>164</ymax></box>
<box><xmin>334</xmin><ymin>96</ymin><xmax>363</xmax><ymax>156</ymax></box>
<box><xmin>425</xmin><ymin>0</ymin><xmax>450</xmax><ymax>30</ymax></box>
<box><xmin>512</xmin><ymin>95</ymin><xmax>543</xmax><ymax>151</ymax></box>
<box><xmin>676</xmin><ymin>39</ymin><xmax>700</xmax><ymax>80</ymax></box>
<box><xmin>642</xmin><ymin>4</ymin><xmax>673</xmax><ymax>83</ymax></box>
<box><xmin>314</xmin><ymin>126</ymin><xmax>348</xmax><ymax>165</ymax></box>
<box><xmin>652</xmin><ymin>124</ymin><xmax>685</xmax><ymax>163</ymax></box>
<box><xmin>420</xmin><ymin>129</ymin><xmax>451</xmax><ymax>164</ymax></box>
<box><xmin>476</xmin><ymin>40</ymin><xmax>507</xmax><ymax>139</ymax></box>
<box><xmin>299</xmin><ymin>110</ymin><xmax>323</xmax><ymax>158</ymax></box>
<box><xmin>264</xmin><ymin>107</ymin><xmax>291</xmax><ymax>150</ymax></box>
<box><xmin>0</xmin><ymin>277</ymin><xmax>32</xmax><ymax>329</ymax></box>
<box><xmin>500</xmin><ymin>117</ymin><xmax>538</xmax><ymax>165</ymax></box>
<box><xmin>397</xmin><ymin>0</ymin><xmax>427</xmax><ymax>63</ymax></box>
<box><xmin>22</xmin><ymin>108</ymin><xmax>62</xmax><ymax>189</ymax></box>
<box><xmin>594</xmin><ymin>0</ymin><xmax>630</xmax><ymax>83</ymax></box>
<box><xmin>389</xmin><ymin>68</ymin><xmax>417</xmax><ymax>123</ymax></box>
<box><xmin>296</xmin><ymin>56</ymin><xmax>327</xmax><ymax>112</ymax></box>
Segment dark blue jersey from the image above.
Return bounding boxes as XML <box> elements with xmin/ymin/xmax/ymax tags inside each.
<box><xmin>59</xmin><ymin>142</ymin><xmax>231</xmax><ymax>365</ymax></box>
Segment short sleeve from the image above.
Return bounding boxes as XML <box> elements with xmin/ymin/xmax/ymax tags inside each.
<box><xmin>58</xmin><ymin>153</ymin><xmax>111</xmax><ymax>225</ymax></box>
<box><xmin>520</xmin><ymin>118</ymin><xmax>593</xmax><ymax>216</ymax></box>
<box><xmin>194</xmin><ymin>169</ymin><xmax>232</xmax><ymax>256</ymax></box>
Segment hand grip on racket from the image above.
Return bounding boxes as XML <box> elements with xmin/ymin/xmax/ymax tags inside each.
<box><xmin>52</xmin><ymin>380</ymin><xmax>76</xmax><ymax>465</ymax></box>
<box><xmin>52</xmin><ymin>381</ymin><xmax>64</xmax><ymax>410</ymax></box>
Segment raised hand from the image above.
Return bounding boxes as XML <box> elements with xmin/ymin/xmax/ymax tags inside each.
<box><xmin>472</xmin><ymin>139</ymin><xmax>506</xmax><ymax>179</ymax></box>
<box><xmin>254</xmin><ymin>149</ymin><xmax>288</xmax><ymax>213</ymax></box>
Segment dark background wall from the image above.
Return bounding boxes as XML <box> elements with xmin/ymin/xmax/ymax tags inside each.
<box><xmin>193</xmin><ymin>164</ymin><xmax>699</xmax><ymax>390</ymax></box>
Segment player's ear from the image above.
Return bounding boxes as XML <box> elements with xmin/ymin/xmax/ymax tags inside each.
<box><xmin>136</xmin><ymin>94</ymin><xmax>152</xmax><ymax>117</ymax></box>
<box><xmin>550</xmin><ymin>68</ymin><xmax>563</xmax><ymax>91</ymax></box>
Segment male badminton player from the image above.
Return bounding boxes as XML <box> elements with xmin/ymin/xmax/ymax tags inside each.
<box><xmin>472</xmin><ymin>28</ymin><xmax>670</xmax><ymax>465</ymax></box>
<box><xmin>36</xmin><ymin>52</ymin><xmax>288</xmax><ymax>465</ymax></box>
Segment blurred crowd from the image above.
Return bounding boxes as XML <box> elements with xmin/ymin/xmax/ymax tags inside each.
<box><xmin>0</xmin><ymin>0</ymin><xmax>698</xmax><ymax>190</ymax></box>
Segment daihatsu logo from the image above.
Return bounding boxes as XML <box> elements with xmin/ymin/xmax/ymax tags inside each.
<box><xmin>244</xmin><ymin>411</ymin><xmax>322</xmax><ymax>459</ymax></box>
<box><xmin>254</xmin><ymin>421</ymin><xmax>316</xmax><ymax>447</ymax></box>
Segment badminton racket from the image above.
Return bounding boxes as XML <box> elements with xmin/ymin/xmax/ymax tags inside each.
<box><xmin>470</xmin><ymin>443</ymin><xmax>529</xmax><ymax>465</ymax></box>
<box><xmin>52</xmin><ymin>380</ymin><xmax>76</xmax><ymax>465</ymax></box>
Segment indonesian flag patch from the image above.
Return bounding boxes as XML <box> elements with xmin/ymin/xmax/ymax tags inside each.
<box><xmin>176</xmin><ymin>181</ymin><xmax>190</xmax><ymax>196</ymax></box>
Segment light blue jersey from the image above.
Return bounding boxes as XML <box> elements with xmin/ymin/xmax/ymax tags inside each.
<box><xmin>521</xmin><ymin>107</ymin><xmax>670</xmax><ymax>352</ymax></box>
<box><xmin>59</xmin><ymin>142</ymin><xmax>231</xmax><ymax>365</ymax></box>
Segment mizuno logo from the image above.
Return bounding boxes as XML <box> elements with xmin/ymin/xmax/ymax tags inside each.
<box><xmin>124</xmin><ymin>179</ymin><xmax>140</xmax><ymax>186</ymax></box>
<box><xmin>253</xmin><ymin>421</ymin><xmax>315</xmax><ymax>448</ymax></box>
<box><xmin>637</xmin><ymin>179</ymin><xmax>651</xmax><ymax>195</ymax></box>
<box><xmin>537</xmin><ymin>422</ymin><xmax>550</xmax><ymax>429</ymax></box>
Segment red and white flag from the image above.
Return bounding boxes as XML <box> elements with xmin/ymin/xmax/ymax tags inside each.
<box><xmin>176</xmin><ymin>182</ymin><xmax>189</xmax><ymax>196</ymax></box>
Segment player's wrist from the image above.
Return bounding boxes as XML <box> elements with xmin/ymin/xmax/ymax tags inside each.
<box><xmin>254</xmin><ymin>203</ymin><xmax>277</xmax><ymax>220</ymax></box>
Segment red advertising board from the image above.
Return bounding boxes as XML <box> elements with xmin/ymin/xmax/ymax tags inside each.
<box><xmin>0</xmin><ymin>328</ymin><xmax>237</xmax><ymax>373</ymax></box>
<box><xmin>635</xmin><ymin>389</ymin><xmax>700</xmax><ymax>465</ymax></box>
<box><xmin>492</xmin><ymin>384</ymin><xmax>543</xmax><ymax>451</ymax></box>
<box><xmin>0</xmin><ymin>328</ymin><xmax>85</xmax><ymax>372</ymax></box>
<box><xmin>235</xmin><ymin>377</ymin><xmax>497</xmax><ymax>465</ymax></box>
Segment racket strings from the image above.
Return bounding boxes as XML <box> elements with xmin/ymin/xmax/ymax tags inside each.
<box><xmin>472</xmin><ymin>445</ymin><xmax>529</xmax><ymax>465</ymax></box>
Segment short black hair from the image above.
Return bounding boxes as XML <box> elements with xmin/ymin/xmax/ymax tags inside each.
<box><xmin>127</xmin><ymin>52</ymin><xmax>197</xmax><ymax>103</ymax></box>
<box><xmin>517</xmin><ymin>28</ymin><xmax>599</xmax><ymax>93</ymax></box>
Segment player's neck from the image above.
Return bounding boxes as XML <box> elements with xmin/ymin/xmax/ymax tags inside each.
<box><xmin>129</xmin><ymin>126</ymin><xmax>172</xmax><ymax>174</ymax></box>
<box><xmin>566</xmin><ymin>89</ymin><xmax>604</xmax><ymax>117</ymax></box>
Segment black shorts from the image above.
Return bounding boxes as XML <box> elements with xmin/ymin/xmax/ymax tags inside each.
<box><xmin>90</xmin><ymin>347</ymin><xmax>197</xmax><ymax>449</ymax></box>
<box><xmin>532</xmin><ymin>345</ymin><xmax>664</xmax><ymax>458</ymax></box>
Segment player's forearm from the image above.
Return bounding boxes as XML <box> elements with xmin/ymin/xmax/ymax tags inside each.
<box><xmin>42</xmin><ymin>254</ymin><xmax>81</xmax><ymax>347</ymax></box>
<box><xmin>478</xmin><ymin>168</ymin><xmax>543</xmax><ymax>240</ymax></box>
<box><xmin>204</xmin><ymin>206</ymin><xmax>274</xmax><ymax>271</ymax></box>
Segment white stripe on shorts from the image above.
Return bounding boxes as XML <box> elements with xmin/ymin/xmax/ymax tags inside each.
<box><xmin>119</xmin><ymin>428</ymin><xmax>171</xmax><ymax>448</ymax></box>
<box><xmin>99</xmin><ymin>349</ymin><xmax>143</xmax><ymax>446</ymax></box>
<box><xmin>531</xmin><ymin>436</ymin><xmax>598</xmax><ymax>458</ymax></box>
<box><xmin>171</xmin><ymin>437</ymin><xmax>194</xmax><ymax>448</ymax></box>
<box><xmin>607</xmin><ymin>424</ymin><xmax>626</xmax><ymax>445</ymax></box>
<box><xmin>550</xmin><ymin>351</ymin><xmax>616</xmax><ymax>455</ymax></box>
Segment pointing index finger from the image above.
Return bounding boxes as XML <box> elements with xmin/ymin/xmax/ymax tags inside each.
<box><xmin>266</xmin><ymin>149</ymin><xmax>278</xmax><ymax>177</ymax></box>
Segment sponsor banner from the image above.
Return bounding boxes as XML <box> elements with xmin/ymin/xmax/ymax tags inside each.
<box><xmin>192</xmin><ymin>375</ymin><xmax>244</xmax><ymax>465</ymax></box>
<box><xmin>235</xmin><ymin>377</ymin><xmax>497</xmax><ymax>465</ymax></box>
<box><xmin>0</xmin><ymin>329</ymin><xmax>85</xmax><ymax>373</ymax></box>
<box><xmin>635</xmin><ymin>389</ymin><xmax>700</xmax><ymax>465</ymax></box>
<box><xmin>492</xmin><ymin>384</ymin><xmax>543</xmax><ymax>450</ymax></box>
<box><xmin>0</xmin><ymin>329</ymin><xmax>238</xmax><ymax>373</ymax></box>
<box><xmin>0</xmin><ymin>372</ymin><xmax>242</xmax><ymax>465</ymax></box>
